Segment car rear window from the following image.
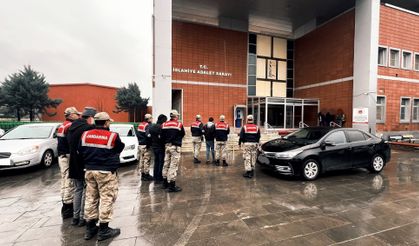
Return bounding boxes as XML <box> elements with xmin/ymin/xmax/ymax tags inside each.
<box><xmin>347</xmin><ymin>130</ymin><xmax>366</xmax><ymax>142</ymax></box>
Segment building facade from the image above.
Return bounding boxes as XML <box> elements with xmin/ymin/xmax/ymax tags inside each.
<box><xmin>154</xmin><ymin>0</ymin><xmax>419</xmax><ymax>133</ymax></box>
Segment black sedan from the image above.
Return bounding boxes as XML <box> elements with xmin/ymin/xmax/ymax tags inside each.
<box><xmin>257</xmin><ymin>127</ymin><xmax>391</xmax><ymax>180</ymax></box>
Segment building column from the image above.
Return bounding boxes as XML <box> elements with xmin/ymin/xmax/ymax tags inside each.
<box><xmin>152</xmin><ymin>0</ymin><xmax>172</xmax><ymax>118</ymax></box>
<box><xmin>353</xmin><ymin>0</ymin><xmax>380</xmax><ymax>134</ymax></box>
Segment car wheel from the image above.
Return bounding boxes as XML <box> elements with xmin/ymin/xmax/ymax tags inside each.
<box><xmin>302</xmin><ymin>159</ymin><xmax>320</xmax><ymax>181</ymax></box>
<box><xmin>41</xmin><ymin>150</ymin><xmax>54</xmax><ymax>168</ymax></box>
<box><xmin>369</xmin><ymin>154</ymin><xmax>385</xmax><ymax>173</ymax></box>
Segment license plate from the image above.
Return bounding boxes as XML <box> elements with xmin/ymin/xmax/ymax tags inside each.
<box><xmin>0</xmin><ymin>158</ymin><xmax>11</xmax><ymax>166</ymax></box>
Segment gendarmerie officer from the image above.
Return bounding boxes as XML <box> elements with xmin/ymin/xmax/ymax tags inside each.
<box><xmin>239</xmin><ymin>115</ymin><xmax>261</xmax><ymax>178</ymax></box>
<box><xmin>78</xmin><ymin>112</ymin><xmax>125</xmax><ymax>241</ymax></box>
<box><xmin>137</xmin><ymin>114</ymin><xmax>153</xmax><ymax>181</ymax></box>
<box><xmin>57</xmin><ymin>107</ymin><xmax>80</xmax><ymax>219</ymax></box>
<box><xmin>161</xmin><ymin>110</ymin><xmax>185</xmax><ymax>192</ymax></box>
<box><xmin>215</xmin><ymin>115</ymin><xmax>230</xmax><ymax>166</ymax></box>
<box><xmin>191</xmin><ymin>114</ymin><xmax>204</xmax><ymax>164</ymax></box>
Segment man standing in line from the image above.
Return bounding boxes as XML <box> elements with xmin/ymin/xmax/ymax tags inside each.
<box><xmin>57</xmin><ymin>107</ymin><xmax>80</xmax><ymax>219</ymax></box>
<box><xmin>68</xmin><ymin>107</ymin><xmax>96</xmax><ymax>227</ymax></box>
<box><xmin>137</xmin><ymin>114</ymin><xmax>153</xmax><ymax>181</ymax></box>
<box><xmin>239</xmin><ymin>115</ymin><xmax>261</xmax><ymax>178</ymax></box>
<box><xmin>79</xmin><ymin>112</ymin><xmax>125</xmax><ymax>241</ymax></box>
<box><xmin>203</xmin><ymin>117</ymin><xmax>215</xmax><ymax>164</ymax></box>
<box><xmin>149</xmin><ymin>114</ymin><xmax>167</xmax><ymax>183</ymax></box>
<box><xmin>161</xmin><ymin>110</ymin><xmax>185</xmax><ymax>192</ymax></box>
<box><xmin>215</xmin><ymin>115</ymin><xmax>230</xmax><ymax>167</ymax></box>
<box><xmin>191</xmin><ymin>114</ymin><xmax>204</xmax><ymax>164</ymax></box>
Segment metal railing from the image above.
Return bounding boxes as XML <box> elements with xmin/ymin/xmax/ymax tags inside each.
<box><xmin>329</xmin><ymin>121</ymin><xmax>341</xmax><ymax>128</ymax></box>
<box><xmin>299</xmin><ymin>121</ymin><xmax>309</xmax><ymax>128</ymax></box>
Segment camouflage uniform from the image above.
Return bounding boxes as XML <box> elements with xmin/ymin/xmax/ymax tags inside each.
<box><xmin>84</xmin><ymin>171</ymin><xmax>118</xmax><ymax>223</ymax></box>
<box><xmin>58</xmin><ymin>154</ymin><xmax>74</xmax><ymax>204</ymax></box>
<box><xmin>243</xmin><ymin>143</ymin><xmax>258</xmax><ymax>171</ymax></box>
<box><xmin>137</xmin><ymin>145</ymin><xmax>152</xmax><ymax>173</ymax></box>
<box><xmin>163</xmin><ymin>144</ymin><xmax>181</xmax><ymax>182</ymax></box>
<box><xmin>215</xmin><ymin>141</ymin><xmax>227</xmax><ymax>161</ymax></box>
<box><xmin>192</xmin><ymin>136</ymin><xmax>202</xmax><ymax>159</ymax></box>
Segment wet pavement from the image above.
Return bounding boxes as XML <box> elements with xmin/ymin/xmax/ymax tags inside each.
<box><xmin>1</xmin><ymin>149</ymin><xmax>419</xmax><ymax>246</ymax></box>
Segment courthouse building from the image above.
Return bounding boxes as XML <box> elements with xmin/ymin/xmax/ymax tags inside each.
<box><xmin>153</xmin><ymin>0</ymin><xmax>419</xmax><ymax>133</ymax></box>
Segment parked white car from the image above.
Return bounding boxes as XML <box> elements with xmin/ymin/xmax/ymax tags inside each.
<box><xmin>110</xmin><ymin>124</ymin><xmax>138</xmax><ymax>164</ymax></box>
<box><xmin>0</xmin><ymin>123</ymin><xmax>60</xmax><ymax>170</ymax></box>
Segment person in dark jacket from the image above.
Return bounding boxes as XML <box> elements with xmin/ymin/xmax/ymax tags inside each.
<box><xmin>67</xmin><ymin>107</ymin><xmax>96</xmax><ymax>227</ymax></box>
<box><xmin>239</xmin><ymin>115</ymin><xmax>261</xmax><ymax>178</ymax></box>
<box><xmin>57</xmin><ymin>106</ymin><xmax>80</xmax><ymax>219</ymax></box>
<box><xmin>161</xmin><ymin>110</ymin><xmax>185</xmax><ymax>192</ymax></box>
<box><xmin>215</xmin><ymin>115</ymin><xmax>230</xmax><ymax>166</ymax></box>
<box><xmin>203</xmin><ymin>117</ymin><xmax>216</xmax><ymax>164</ymax></box>
<box><xmin>149</xmin><ymin>114</ymin><xmax>167</xmax><ymax>183</ymax></box>
<box><xmin>136</xmin><ymin>114</ymin><xmax>153</xmax><ymax>181</ymax></box>
<box><xmin>78</xmin><ymin>112</ymin><xmax>124</xmax><ymax>241</ymax></box>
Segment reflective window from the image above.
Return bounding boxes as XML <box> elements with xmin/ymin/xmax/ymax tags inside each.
<box><xmin>325</xmin><ymin>131</ymin><xmax>347</xmax><ymax>145</ymax></box>
<box><xmin>346</xmin><ymin>130</ymin><xmax>366</xmax><ymax>142</ymax></box>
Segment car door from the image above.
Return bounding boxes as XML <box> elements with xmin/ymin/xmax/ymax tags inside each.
<box><xmin>346</xmin><ymin>130</ymin><xmax>373</xmax><ymax>168</ymax></box>
<box><xmin>319</xmin><ymin>130</ymin><xmax>351</xmax><ymax>171</ymax></box>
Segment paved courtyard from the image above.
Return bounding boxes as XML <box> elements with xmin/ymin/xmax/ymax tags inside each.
<box><xmin>1</xmin><ymin>149</ymin><xmax>419</xmax><ymax>245</ymax></box>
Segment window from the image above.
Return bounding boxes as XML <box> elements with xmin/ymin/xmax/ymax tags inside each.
<box><xmin>376</xmin><ymin>96</ymin><xmax>386</xmax><ymax>123</ymax></box>
<box><xmin>415</xmin><ymin>53</ymin><xmax>419</xmax><ymax>71</ymax></box>
<box><xmin>325</xmin><ymin>131</ymin><xmax>347</xmax><ymax>145</ymax></box>
<box><xmin>378</xmin><ymin>46</ymin><xmax>387</xmax><ymax>66</ymax></box>
<box><xmin>413</xmin><ymin>99</ymin><xmax>419</xmax><ymax>122</ymax></box>
<box><xmin>389</xmin><ymin>48</ymin><xmax>400</xmax><ymax>68</ymax></box>
<box><xmin>402</xmin><ymin>50</ymin><xmax>413</xmax><ymax>69</ymax></box>
<box><xmin>400</xmin><ymin>97</ymin><xmax>411</xmax><ymax>122</ymax></box>
<box><xmin>346</xmin><ymin>130</ymin><xmax>366</xmax><ymax>142</ymax></box>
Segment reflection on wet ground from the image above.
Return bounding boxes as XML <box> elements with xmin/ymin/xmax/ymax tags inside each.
<box><xmin>0</xmin><ymin>150</ymin><xmax>419</xmax><ymax>245</ymax></box>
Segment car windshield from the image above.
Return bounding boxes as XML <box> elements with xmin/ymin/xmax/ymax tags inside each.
<box><xmin>284</xmin><ymin>128</ymin><xmax>330</xmax><ymax>144</ymax></box>
<box><xmin>110</xmin><ymin>126</ymin><xmax>134</xmax><ymax>137</ymax></box>
<box><xmin>0</xmin><ymin>125</ymin><xmax>53</xmax><ymax>140</ymax></box>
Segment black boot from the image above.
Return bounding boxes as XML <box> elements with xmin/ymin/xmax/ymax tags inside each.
<box><xmin>146</xmin><ymin>173</ymin><xmax>154</xmax><ymax>181</ymax></box>
<box><xmin>78</xmin><ymin>219</ymin><xmax>86</xmax><ymax>227</ymax></box>
<box><xmin>161</xmin><ymin>178</ymin><xmax>168</xmax><ymax>189</ymax></box>
<box><xmin>249</xmin><ymin>170</ymin><xmax>254</xmax><ymax>178</ymax></box>
<box><xmin>222</xmin><ymin>160</ymin><xmax>228</xmax><ymax>166</ymax></box>
<box><xmin>71</xmin><ymin>217</ymin><xmax>79</xmax><ymax>226</ymax></box>
<box><xmin>215</xmin><ymin>160</ymin><xmax>220</xmax><ymax>166</ymax></box>
<box><xmin>243</xmin><ymin>171</ymin><xmax>252</xmax><ymax>178</ymax></box>
<box><xmin>141</xmin><ymin>173</ymin><xmax>148</xmax><ymax>181</ymax></box>
<box><xmin>193</xmin><ymin>158</ymin><xmax>201</xmax><ymax>164</ymax></box>
<box><xmin>97</xmin><ymin>222</ymin><xmax>121</xmax><ymax>241</ymax></box>
<box><xmin>84</xmin><ymin>220</ymin><xmax>99</xmax><ymax>240</ymax></box>
<box><xmin>167</xmin><ymin>181</ymin><xmax>182</xmax><ymax>192</ymax></box>
<box><xmin>61</xmin><ymin>203</ymin><xmax>73</xmax><ymax>219</ymax></box>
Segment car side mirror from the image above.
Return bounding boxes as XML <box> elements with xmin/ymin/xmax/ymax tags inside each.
<box><xmin>320</xmin><ymin>140</ymin><xmax>335</xmax><ymax>150</ymax></box>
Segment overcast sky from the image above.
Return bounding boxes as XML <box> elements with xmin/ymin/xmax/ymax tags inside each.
<box><xmin>0</xmin><ymin>0</ymin><xmax>153</xmax><ymax>100</ymax></box>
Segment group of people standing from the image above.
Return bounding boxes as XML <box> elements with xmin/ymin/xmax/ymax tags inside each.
<box><xmin>58</xmin><ymin>107</ymin><xmax>262</xmax><ymax>242</ymax></box>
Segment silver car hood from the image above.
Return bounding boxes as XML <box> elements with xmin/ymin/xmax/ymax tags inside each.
<box><xmin>0</xmin><ymin>139</ymin><xmax>47</xmax><ymax>153</ymax></box>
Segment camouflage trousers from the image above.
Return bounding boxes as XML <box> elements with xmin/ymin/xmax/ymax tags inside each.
<box><xmin>84</xmin><ymin>171</ymin><xmax>119</xmax><ymax>223</ymax></box>
<box><xmin>58</xmin><ymin>155</ymin><xmax>74</xmax><ymax>204</ymax></box>
<box><xmin>243</xmin><ymin>143</ymin><xmax>258</xmax><ymax>171</ymax></box>
<box><xmin>215</xmin><ymin>141</ymin><xmax>227</xmax><ymax>161</ymax></box>
<box><xmin>138</xmin><ymin>145</ymin><xmax>152</xmax><ymax>173</ymax></box>
<box><xmin>192</xmin><ymin>136</ymin><xmax>202</xmax><ymax>159</ymax></box>
<box><xmin>163</xmin><ymin>144</ymin><xmax>181</xmax><ymax>182</ymax></box>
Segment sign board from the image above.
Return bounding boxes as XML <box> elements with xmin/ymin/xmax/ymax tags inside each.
<box><xmin>352</xmin><ymin>108</ymin><xmax>369</xmax><ymax>123</ymax></box>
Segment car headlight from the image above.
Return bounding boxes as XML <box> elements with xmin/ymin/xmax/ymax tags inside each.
<box><xmin>274</xmin><ymin>149</ymin><xmax>303</xmax><ymax>159</ymax></box>
<box><xmin>16</xmin><ymin>145</ymin><xmax>40</xmax><ymax>155</ymax></box>
<box><xmin>124</xmin><ymin>144</ymin><xmax>136</xmax><ymax>151</ymax></box>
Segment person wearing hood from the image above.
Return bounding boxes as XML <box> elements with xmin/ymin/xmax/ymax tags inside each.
<box><xmin>203</xmin><ymin>117</ymin><xmax>216</xmax><ymax>164</ymax></box>
<box><xmin>67</xmin><ymin>107</ymin><xmax>97</xmax><ymax>227</ymax></box>
<box><xmin>149</xmin><ymin>114</ymin><xmax>167</xmax><ymax>183</ymax></box>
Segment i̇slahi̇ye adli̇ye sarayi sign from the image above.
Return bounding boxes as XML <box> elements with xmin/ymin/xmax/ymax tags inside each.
<box><xmin>172</xmin><ymin>65</ymin><xmax>232</xmax><ymax>77</ymax></box>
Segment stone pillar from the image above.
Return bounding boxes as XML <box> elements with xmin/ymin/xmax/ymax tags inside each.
<box><xmin>353</xmin><ymin>0</ymin><xmax>380</xmax><ymax>134</ymax></box>
<box><xmin>152</xmin><ymin>0</ymin><xmax>172</xmax><ymax>119</ymax></box>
